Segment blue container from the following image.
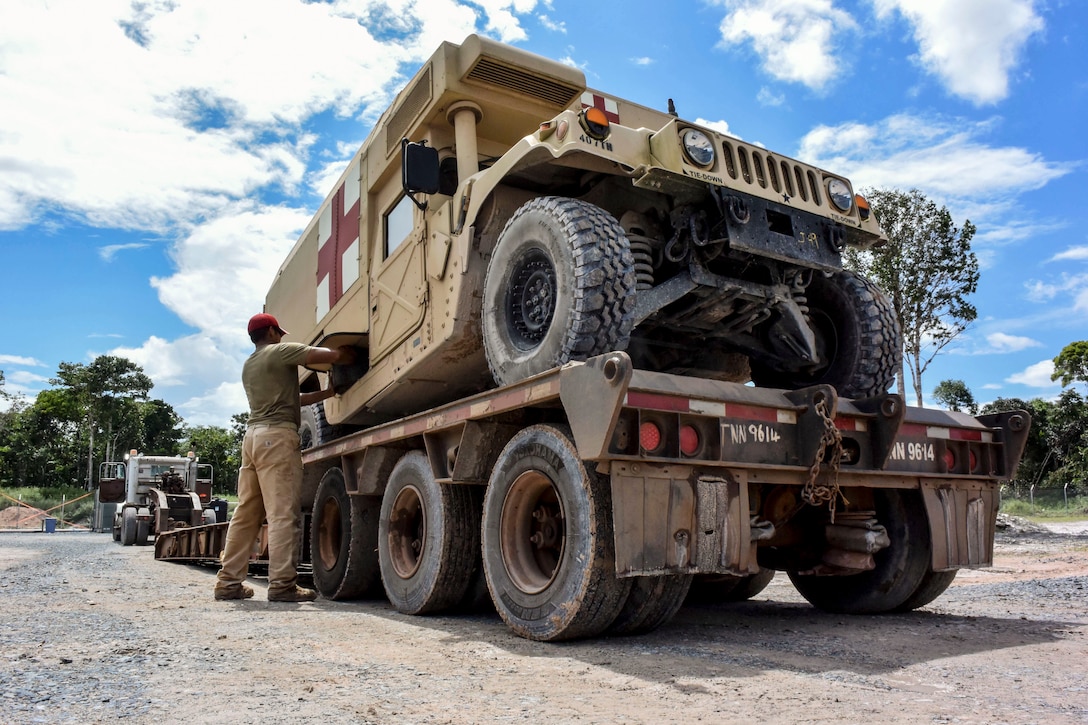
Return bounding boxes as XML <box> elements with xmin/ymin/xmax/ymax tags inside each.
<box><xmin>42</xmin><ymin>517</ymin><xmax>57</xmax><ymax>533</ymax></box>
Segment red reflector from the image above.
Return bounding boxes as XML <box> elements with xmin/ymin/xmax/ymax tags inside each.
<box><xmin>679</xmin><ymin>425</ymin><xmax>700</xmax><ymax>456</ymax></box>
<box><xmin>969</xmin><ymin>450</ymin><xmax>978</xmax><ymax>471</ymax></box>
<box><xmin>640</xmin><ymin>422</ymin><xmax>662</xmax><ymax>451</ymax></box>
<box><xmin>943</xmin><ymin>449</ymin><xmax>956</xmax><ymax>471</ymax></box>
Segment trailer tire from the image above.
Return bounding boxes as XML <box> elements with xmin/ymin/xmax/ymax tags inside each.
<box><xmin>482</xmin><ymin>424</ymin><xmax>631</xmax><ymax>641</ymax></box>
<box><xmin>752</xmin><ymin>270</ymin><xmax>900</xmax><ymax>399</ymax></box>
<box><xmin>483</xmin><ymin>197</ymin><xmax>636</xmax><ymax>386</ymax></box>
<box><xmin>788</xmin><ymin>490</ymin><xmax>931</xmax><ymax>614</ymax></box>
<box><xmin>608</xmin><ymin>574</ymin><xmax>693</xmax><ymax>636</ymax></box>
<box><xmin>894</xmin><ymin>569</ymin><xmax>958</xmax><ymax>612</ymax></box>
<box><xmin>311</xmin><ymin>468</ymin><xmax>381</xmax><ymax>600</ymax></box>
<box><xmin>120</xmin><ymin>507</ymin><xmax>137</xmax><ymax>546</ymax></box>
<box><xmin>687</xmin><ymin>567</ymin><xmax>775</xmax><ymax>604</ymax></box>
<box><xmin>379</xmin><ymin>451</ymin><xmax>478</xmax><ymax>615</ymax></box>
<box><xmin>112</xmin><ymin>519</ymin><xmax>121</xmax><ymax>542</ymax></box>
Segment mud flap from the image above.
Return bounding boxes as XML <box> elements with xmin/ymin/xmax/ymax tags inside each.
<box><xmin>609</xmin><ymin>463</ymin><xmax>756</xmax><ymax>577</ymax></box>
<box><xmin>921</xmin><ymin>480</ymin><xmax>999</xmax><ymax>570</ymax></box>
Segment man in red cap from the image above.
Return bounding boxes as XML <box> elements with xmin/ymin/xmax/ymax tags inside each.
<box><xmin>214</xmin><ymin>313</ymin><xmax>355</xmax><ymax>602</ymax></box>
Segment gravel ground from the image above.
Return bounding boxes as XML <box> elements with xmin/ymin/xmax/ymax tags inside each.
<box><xmin>1</xmin><ymin>520</ymin><xmax>1086</xmax><ymax>724</ymax></box>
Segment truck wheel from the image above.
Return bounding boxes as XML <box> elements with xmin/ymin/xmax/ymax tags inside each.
<box><xmin>120</xmin><ymin>507</ymin><xmax>137</xmax><ymax>546</ymax></box>
<box><xmin>608</xmin><ymin>575</ymin><xmax>693</xmax><ymax>636</ymax></box>
<box><xmin>482</xmin><ymin>424</ymin><xmax>631</xmax><ymax>641</ymax></box>
<box><xmin>379</xmin><ymin>451</ymin><xmax>478</xmax><ymax>615</ymax></box>
<box><xmin>894</xmin><ymin>569</ymin><xmax>957</xmax><ymax>612</ymax></box>
<box><xmin>299</xmin><ymin>402</ymin><xmax>338</xmax><ymax>450</ymax></box>
<box><xmin>788</xmin><ymin>490</ymin><xmax>931</xmax><ymax>614</ymax></box>
<box><xmin>687</xmin><ymin>567</ymin><xmax>775</xmax><ymax>603</ymax></box>
<box><xmin>112</xmin><ymin>518</ymin><xmax>121</xmax><ymax>542</ymax></box>
<box><xmin>312</xmin><ymin>467</ymin><xmax>381</xmax><ymax>600</ymax></box>
<box><xmin>482</xmin><ymin>197</ymin><xmax>636</xmax><ymax>386</ymax></box>
<box><xmin>136</xmin><ymin>518</ymin><xmax>150</xmax><ymax>545</ymax></box>
<box><xmin>753</xmin><ymin>270</ymin><xmax>900</xmax><ymax>399</ymax></box>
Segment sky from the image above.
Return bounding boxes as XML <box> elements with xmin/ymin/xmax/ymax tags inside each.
<box><xmin>0</xmin><ymin>0</ymin><xmax>1084</xmax><ymax>428</ymax></box>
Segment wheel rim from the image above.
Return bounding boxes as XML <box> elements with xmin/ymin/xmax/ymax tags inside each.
<box><xmin>506</xmin><ymin>248</ymin><xmax>557</xmax><ymax>349</ymax></box>
<box><xmin>499</xmin><ymin>470</ymin><xmax>565</xmax><ymax>594</ymax></box>
<box><xmin>316</xmin><ymin>496</ymin><xmax>342</xmax><ymax>571</ymax></box>
<box><xmin>387</xmin><ymin>484</ymin><xmax>426</xmax><ymax>579</ymax></box>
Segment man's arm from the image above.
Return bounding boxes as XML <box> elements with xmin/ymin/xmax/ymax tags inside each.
<box><xmin>299</xmin><ymin>345</ymin><xmax>355</xmax><ymax>406</ymax></box>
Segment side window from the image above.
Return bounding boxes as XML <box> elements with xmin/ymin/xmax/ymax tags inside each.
<box><xmin>384</xmin><ymin>195</ymin><xmax>415</xmax><ymax>258</ymax></box>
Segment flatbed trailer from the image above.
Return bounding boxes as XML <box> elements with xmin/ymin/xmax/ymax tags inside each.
<box><xmin>157</xmin><ymin>352</ymin><xmax>1028</xmax><ymax>640</ymax></box>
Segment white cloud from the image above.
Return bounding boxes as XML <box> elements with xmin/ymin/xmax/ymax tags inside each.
<box><xmin>99</xmin><ymin>243</ymin><xmax>150</xmax><ymax>262</ymax></box>
<box><xmin>983</xmin><ymin>332</ymin><xmax>1042</xmax><ymax>353</ymax></box>
<box><xmin>1005</xmin><ymin>359</ymin><xmax>1056</xmax><ymax>387</ymax></box>
<box><xmin>872</xmin><ymin>0</ymin><xmax>1044</xmax><ymax>105</ymax></box>
<box><xmin>757</xmin><ymin>87</ymin><xmax>786</xmax><ymax>107</ymax></box>
<box><xmin>1048</xmin><ymin>246</ymin><xmax>1088</xmax><ymax>263</ymax></box>
<box><xmin>631</xmin><ymin>57</ymin><xmax>654</xmax><ymax>66</ymax></box>
<box><xmin>714</xmin><ymin>0</ymin><xmax>858</xmax><ymax>91</ymax></box>
<box><xmin>695</xmin><ymin>118</ymin><xmax>737</xmax><ymax>138</ymax></box>
<box><xmin>0</xmin><ymin>355</ymin><xmax>45</xmax><ymax>367</ymax></box>
<box><xmin>538</xmin><ymin>15</ymin><xmax>566</xmax><ymax>33</ymax></box>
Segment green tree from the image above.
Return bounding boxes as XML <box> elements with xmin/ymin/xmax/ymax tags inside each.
<box><xmin>50</xmin><ymin>356</ymin><xmax>153</xmax><ymax>489</ymax></box>
<box><xmin>932</xmin><ymin>379</ymin><xmax>977</xmax><ymax>414</ymax></box>
<box><xmin>140</xmin><ymin>399</ymin><xmax>183</xmax><ymax>455</ymax></box>
<box><xmin>1052</xmin><ymin>341</ymin><xmax>1088</xmax><ymax>388</ymax></box>
<box><xmin>844</xmin><ymin>188</ymin><xmax>979</xmax><ymax>407</ymax></box>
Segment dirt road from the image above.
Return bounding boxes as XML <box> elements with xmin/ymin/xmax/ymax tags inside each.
<box><xmin>2</xmin><ymin>522</ymin><xmax>1085</xmax><ymax>724</ymax></box>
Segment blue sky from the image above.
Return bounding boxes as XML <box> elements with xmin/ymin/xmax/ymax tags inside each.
<box><xmin>0</xmin><ymin>0</ymin><xmax>1084</xmax><ymax>427</ymax></box>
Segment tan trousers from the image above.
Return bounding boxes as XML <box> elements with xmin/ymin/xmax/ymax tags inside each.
<box><xmin>215</xmin><ymin>425</ymin><xmax>303</xmax><ymax>594</ymax></box>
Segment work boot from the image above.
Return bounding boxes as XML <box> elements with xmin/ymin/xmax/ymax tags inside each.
<box><xmin>268</xmin><ymin>585</ymin><xmax>318</xmax><ymax>603</ymax></box>
<box><xmin>214</xmin><ymin>584</ymin><xmax>254</xmax><ymax>601</ymax></box>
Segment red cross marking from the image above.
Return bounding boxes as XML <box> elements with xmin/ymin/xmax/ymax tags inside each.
<box><xmin>316</xmin><ymin>183</ymin><xmax>360</xmax><ymax>311</ymax></box>
<box><xmin>582</xmin><ymin>93</ymin><xmax>620</xmax><ymax>124</ymax></box>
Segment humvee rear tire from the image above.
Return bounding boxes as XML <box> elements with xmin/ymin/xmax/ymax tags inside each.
<box><xmin>788</xmin><ymin>490</ymin><xmax>931</xmax><ymax>614</ymax></box>
<box><xmin>378</xmin><ymin>451</ymin><xmax>478</xmax><ymax>615</ymax></box>
<box><xmin>482</xmin><ymin>425</ymin><xmax>631</xmax><ymax>641</ymax></box>
<box><xmin>483</xmin><ymin>197</ymin><xmax>636</xmax><ymax>386</ymax></box>
<box><xmin>752</xmin><ymin>270</ymin><xmax>900</xmax><ymax>399</ymax></box>
<box><xmin>608</xmin><ymin>574</ymin><xmax>693</xmax><ymax>636</ymax></box>
<box><xmin>311</xmin><ymin>467</ymin><xmax>381</xmax><ymax>600</ymax></box>
<box><xmin>299</xmin><ymin>402</ymin><xmax>338</xmax><ymax>450</ymax></box>
<box><xmin>120</xmin><ymin>507</ymin><xmax>137</xmax><ymax>546</ymax></box>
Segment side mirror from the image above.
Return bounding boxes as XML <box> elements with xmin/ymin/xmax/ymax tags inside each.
<box><xmin>401</xmin><ymin>138</ymin><xmax>439</xmax><ymax>210</ymax></box>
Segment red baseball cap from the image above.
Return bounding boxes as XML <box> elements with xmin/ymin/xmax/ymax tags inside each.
<box><xmin>247</xmin><ymin>313</ymin><xmax>287</xmax><ymax>335</ymax></box>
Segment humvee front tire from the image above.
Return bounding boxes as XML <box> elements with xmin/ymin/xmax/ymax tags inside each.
<box><xmin>753</xmin><ymin>270</ymin><xmax>900</xmax><ymax>399</ymax></box>
<box><xmin>483</xmin><ymin>197</ymin><xmax>636</xmax><ymax>386</ymax></box>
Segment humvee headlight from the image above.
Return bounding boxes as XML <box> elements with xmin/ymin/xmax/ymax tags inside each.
<box><xmin>827</xmin><ymin>178</ymin><xmax>853</xmax><ymax>212</ymax></box>
<box><xmin>681</xmin><ymin>128</ymin><xmax>715</xmax><ymax>168</ymax></box>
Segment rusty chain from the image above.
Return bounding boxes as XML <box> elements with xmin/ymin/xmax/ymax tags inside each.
<box><xmin>802</xmin><ymin>396</ymin><xmax>848</xmax><ymax>521</ymax></box>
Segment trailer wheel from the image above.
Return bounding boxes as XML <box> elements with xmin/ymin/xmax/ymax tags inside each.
<box><xmin>752</xmin><ymin>270</ymin><xmax>900</xmax><ymax>399</ymax></box>
<box><xmin>608</xmin><ymin>575</ymin><xmax>693</xmax><ymax>636</ymax></box>
<box><xmin>311</xmin><ymin>468</ymin><xmax>381</xmax><ymax>600</ymax></box>
<box><xmin>112</xmin><ymin>518</ymin><xmax>121</xmax><ymax>542</ymax></box>
<box><xmin>379</xmin><ymin>451</ymin><xmax>478</xmax><ymax>615</ymax></box>
<box><xmin>686</xmin><ymin>567</ymin><xmax>775</xmax><ymax>604</ymax></box>
<box><xmin>482</xmin><ymin>424</ymin><xmax>631</xmax><ymax>641</ymax></box>
<box><xmin>894</xmin><ymin>569</ymin><xmax>958</xmax><ymax>612</ymax></box>
<box><xmin>482</xmin><ymin>197</ymin><xmax>636</xmax><ymax>386</ymax></box>
<box><xmin>120</xmin><ymin>507</ymin><xmax>137</xmax><ymax>546</ymax></box>
<box><xmin>788</xmin><ymin>490</ymin><xmax>931</xmax><ymax>614</ymax></box>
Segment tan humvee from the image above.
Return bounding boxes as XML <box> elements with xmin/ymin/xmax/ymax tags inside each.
<box><xmin>266</xmin><ymin>35</ymin><xmax>897</xmax><ymax>439</ymax></box>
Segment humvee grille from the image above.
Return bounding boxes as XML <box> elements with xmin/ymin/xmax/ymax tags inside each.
<box><xmin>386</xmin><ymin>65</ymin><xmax>434</xmax><ymax>156</ymax></box>
<box><xmin>722</xmin><ymin>139</ymin><xmax>825</xmax><ymax>206</ymax></box>
<box><xmin>465</xmin><ymin>56</ymin><xmax>581</xmax><ymax>107</ymax></box>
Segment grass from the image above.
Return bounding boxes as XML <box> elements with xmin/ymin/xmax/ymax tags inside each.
<box><xmin>1001</xmin><ymin>491</ymin><xmax>1088</xmax><ymax>522</ymax></box>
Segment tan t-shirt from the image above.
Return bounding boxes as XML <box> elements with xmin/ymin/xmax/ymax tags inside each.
<box><xmin>242</xmin><ymin>342</ymin><xmax>312</xmax><ymax>428</ymax></box>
